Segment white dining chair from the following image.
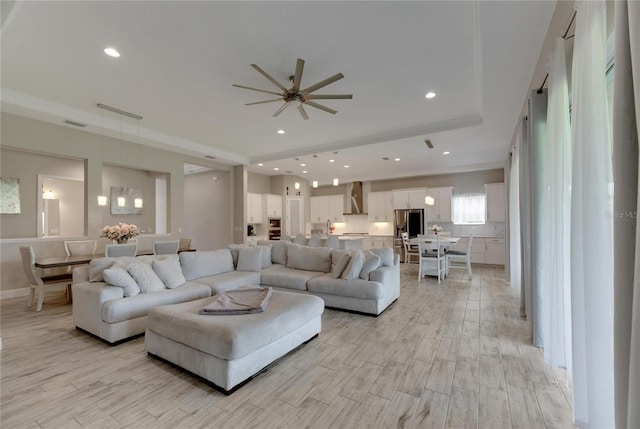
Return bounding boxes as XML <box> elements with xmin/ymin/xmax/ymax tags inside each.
<box><xmin>293</xmin><ymin>233</ymin><xmax>307</xmax><ymax>245</ymax></box>
<box><xmin>64</xmin><ymin>240</ymin><xmax>97</xmax><ymax>256</ymax></box>
<box><xmin>308</xmin><ymin>234</ymin><xmax>322</xmax><ymax>247</ymax></box>
<box><xmin>401</xmin><ymin>232</ymin><xmax>419</xmax><ymax>264</ymax></box>
<box><xmin>325</xmin><ymin>235</ymin><xmax>340</xmax><ymax>249</ymax></box>
<box><xmin>105</xmin><ymin>243</ymin><xmax>137</xmax><ymax>257</ymax></box>
<box><xmin>20</xmin><ymin>246</ymin><xmax>71</xmax><ymax>311</ymax></box>
<box><xmin>153</xmin><ymin>240</ymin><xmax>179</xmax><ymax>255</ymax></box>
<box><xmin>447</xmin><ymin>235</ymin><xmax>473</xmax><ymax>279</ymax></box>
<box><xmin>179</xmin><ymin>238</ymin><xmax>192</xmax><ymax>250</ymax></box>
<box><xmin>418</xmin><ymin>236</ymin><xmax>446</xmax><ymax>284</ymax></box>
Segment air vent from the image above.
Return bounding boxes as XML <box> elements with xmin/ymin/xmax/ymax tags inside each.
<box><xmin>425</xmin><ymin>139</ymin><xmax>434</xmax><ymax>149</ymax></box>
<box><xmin>204</xmin><ymin>155</ymin><xmax>216</xmax><ymax>159</ymax></box>
<box><xmin>285</xmin><ymin>170</ymin><xmax>293</xmax><ymax>174</ymax></box>
<box><xmin>64</xmin><ymin>119</ymin><xmax>87</xmax><ymax>128</ymax></box>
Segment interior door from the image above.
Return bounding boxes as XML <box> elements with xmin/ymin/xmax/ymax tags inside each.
<box><xmin>286</xmin><ymin>196</ymin><xmax>304</xmax><ymax>236</ymax></box>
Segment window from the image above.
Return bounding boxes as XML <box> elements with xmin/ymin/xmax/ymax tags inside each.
<box><xmin>452</xmin><ymin>193</ymin><xmax>485</xmax><ymax>224</ymax></box>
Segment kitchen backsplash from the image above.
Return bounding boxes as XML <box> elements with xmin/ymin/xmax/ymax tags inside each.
<box><xmin>309</xmin><ymin>215</ymin><xmax>504</xmax><ymax>237</ymax></box>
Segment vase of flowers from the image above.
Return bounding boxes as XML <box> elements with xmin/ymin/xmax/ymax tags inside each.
<box><xmin>430</xmin><ymin>224</ymin><xmax>443</xmax><ymax>235</ymax></box>
<box><xmin>100</xmin><ymin>223</ymin><xmax>141</xmax><ymax>244</ymax></box>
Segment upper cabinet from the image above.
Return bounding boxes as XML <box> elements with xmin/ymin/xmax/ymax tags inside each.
<box><xmin>368</xmin><ymin>191</ymin><xmax>393</xmax><ymax>222</ymax></box>
<box><xmin>485</xmin><ymin>183</ymin><xmax>505</xmax><ymax>222</ymax></box>
<box><xmin>310</xmin><ymin>195</ymin><xmax>344</xmax><ymax>223</ymax></box>
<box><xmin>392</xmin><ymin>188</ymin><xmax>426</xmax><ymax>210</ymax></box>
<box><xmin>426</xmin><ymin>187</ymin><xmax>452</xmax><ymax>222</ymax></box>
<box><xmin>247</xmin><ymin>192</ymin><xmax>262</xmax><ymax>224</ymax></box>
<box><xmin>263</xmin><ymin>194</ymin><xmax>282</xmax><ymax>218</ymax></box>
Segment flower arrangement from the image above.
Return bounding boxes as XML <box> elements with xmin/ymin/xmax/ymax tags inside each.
<box><xmin>430</xmin><ymin>224</ymin><xmax>443</xmax><ymax>235</ymax></box>
<box><xmin>100</xmin><ymin>222</ymin><xmax>141</xmax><ymax>244</ymax></box>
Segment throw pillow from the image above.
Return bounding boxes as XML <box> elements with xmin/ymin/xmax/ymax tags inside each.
<box><xmin>331</xmin><ymin>249</ymin><xmax>353</xmax><ymax>270</ymax></box>
<box><xmin>128</xmin><ymin>261</ymin><xmax>166</xmax><ymax>293</ymax></box>
<box><xmin>331</xmin><ymin>253</ymin><xmax>351</xmax><ymax>279</ymax></box>
<box><xmin>103</xmin><ymin>261</ymin><xmax>140</xmax><ymax>297</ymax></box>
<box><xmin>251</xmin><ymin>244</ymin><xmax>273</xmax><ymax>268</ymax></box>
<box><xmin>270</xmin><ymin>240</ymin><xmax>290</xmax><ymax>265</ymax></box>
<box><xmin>88</xmin><ymin>256</ymin><xmax>135</xmax><ymax>282</ymax></box>
<box><xmin>369</xmin><ymin>247</ymin><xmax>394</xmax><ymax>267</ymax></box>
<box><xmin>342</xmin><ymin>251</ymin><xmax>365</xmax><ymax>281</ymax></box>
<box><xmin>179</xmin><ymin>250</ymin><xmax>234</xmax><ymax>281</ymax></box>
<box><xmin>228</xmin><ymin>244</ymin><xmax>249</xmax><ymax>267</ymax></box>
<box><xmin>287</xmin><ymin>244</ymin><xmax>332</xmax><ymax>272</ymax></box>
<box><xmin>236</xmin><ymin>247</ymin><xmax>263</xmax><ymax>272</ymax></box>
<box><xmin>152</xmin><ymin>257</ymin><xmax>186</xmax><ymax>289</ymax></box>
<box><xmin>359</xmin><ymin>250</ymin><xmax>382</xmax><ymax>280</ymax></box>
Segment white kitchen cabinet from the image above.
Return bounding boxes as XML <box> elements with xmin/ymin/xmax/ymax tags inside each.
<box><xmin>426</xmin><ymin>187</ymin><xmax>452</xmax><ymax>222</ymax></box>
<box><xmin>485</xmin><ymin>183</ymin><xmax>506</xmax><ymax>222</ymax></box>
<box><xmin>263</xmin><ymin>194</ymin><xmax>282</xmax><ymax>218</ymax></box>
<box><xmin>368</xmin><ymin>191</ymin><xmax>393</xmax><ymax>222</ymax></box>
<box><xmin>328</xmin><ymin>195</ymin><xmax>344</xmax><ymax>222</ymax></box>
<box><xmin>392</xmin><ymin>188</ymin><xmax>427</xmax><ymax>210</ymax></box>
<box><xmin>247</xmin><ymin>193</ymin><xmax>262</xmax><ymax>224</ymax></box>
<box><xmin>310</xmin><ymin>196</ymin><xmax>328</xmax><ymax>223</ymax></box>
<box><xmin>485</xmin><ymin>237</ymin><xmax>506</xmax><ymax>265</ymax></box>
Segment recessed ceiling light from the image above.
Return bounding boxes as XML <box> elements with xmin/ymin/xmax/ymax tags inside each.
<box><xmin>104</xmin><ymin>47</ymin><xmax>120</xmax><ymax>58</ymax></box>
<box><xmin>425</xmin><ymin>91</ymin><xmax>436</xmax><ymax>99</ymax></box>
<box><xmin>300</xmin><ymin>163</ymin><xmax>306</xmax><ymax>167</ymax></box>
<box><xmin>273</xmin><ymin>167</ymin><xmax>279</xmax><ymax>171</ymax></box>
<box><xmin>394</xmin><ymin>158</ymin><xmax>401</xmax><ymax>161</ymax></box>
<box><xmin>302</xmin><ymin>170</ymin><xmax>308</xmax><ymax>174</ymax></box>
<box><xmin>443</xmin><ymin>151</ymin><xmax>450</xmax><ymax>155</ymax></box>
<box><xmin>258</xmin><ymin>163</ymin><xmax>263</xmax><ymax>166</ymax></box>
<box><xmin>277</xmin><ymin>129</ymin><xmax>285</xmax><ymax>134</ymax></box>
<box><xmin>329</xmin><ymin>159</ymin><xmax>335</xmax><ymax>163</ymax></box>
<box><xmin>344</xmin><ymin>165</ymin><xmax>349</xmax><ymax>168</ymax></box>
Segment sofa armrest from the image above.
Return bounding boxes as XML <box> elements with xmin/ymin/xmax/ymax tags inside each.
<box><xmin>73</xmin><ymin>266</ymin><xmax>89</xmax><ymax>283</ymax></box>
<box><xmin>72</xmin><ymin>281</ymin><xmax>124</xmax><ymax>337</ymax></box>
<box><xmin>369</xmin><ymin>258</ymin><xmax>400</xmax><ymax>301</ymax></box>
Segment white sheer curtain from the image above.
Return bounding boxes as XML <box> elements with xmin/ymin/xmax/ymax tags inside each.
<box><xmin>509</xmin><ymin>144</ymin><xmax>521</xmax><ymax>291</ymax></box>
<box><xmin>612</xmin><ymin>1</ymin><xmax>640</xmax><ymax>428</ymax></box>
<box><xmin>570</xmin><ymin>1</ymin><xmax>615</xmax><ymax>427</ymax></box>
<box><xmin>451</xmin><ymin>193</ymin><xmax>485</xmax><ymax>224</ymax></box>
<box><xmin>541</xmin><ymin>37</ymin><xmax>573</xmax><ymax>370</ymax></box>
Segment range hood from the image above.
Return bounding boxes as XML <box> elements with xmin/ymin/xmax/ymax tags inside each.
<box><xmin>343</xmin><ymin>181</ymin><xmax>368</xmax><ymax>215</ymax></box>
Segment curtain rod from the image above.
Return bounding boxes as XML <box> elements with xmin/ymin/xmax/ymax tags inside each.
<box><xmin>536</xmin><ymin>9</ymin><xmax>577</xmax><ymax>94</ymax></box>
<box><xmin>97</xmin><ymin>103</ymin><xmax>143</xmax><ymax>120</ymax></box>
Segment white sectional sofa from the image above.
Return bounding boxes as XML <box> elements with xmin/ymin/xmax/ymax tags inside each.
<box><xmin>72</xmin><ymin>242</ymin><xmax>400</xmax><ymax>344</ymax></box>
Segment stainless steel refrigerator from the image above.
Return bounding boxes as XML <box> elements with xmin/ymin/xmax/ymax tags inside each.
<box><xmin>394</xmin><ymin>209</ymin><xmax>424</xmax><ymax>262</ymax></box>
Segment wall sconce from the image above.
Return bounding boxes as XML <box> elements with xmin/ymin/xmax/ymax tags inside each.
<box><xmin>425</xmin><ymin>195</ymin><xmax>435</xmax><ymax>206</ymax></box>
<box><xmin>134</xmin><ymin>198</ymin><xmax>143</xmax><ymax>208</ymax></box>
<box><xmin>312</xmin><ymin>180</ymin><xmax>318</xmax><ymax>188</ymax></box>
<box><xmin>43</xmin><ymin>189</ymin><xmax>54</xmax><ymax>199</ymax></box>
<box><xmin>294</xmin><ymin>182</ymin><xmax>300</xmax><ymax>190</ymax></box>
<box><xmin>333</xmin><ymin>178</ymin><xmax>339</xmax><ymax>186</ymax></box>
<box><xmin>97</xmin><ymin>195</ymin><xmax>108</xmax><ymax>206</ymax></box>
<box><xmin>117</xmin><ymin>197</ymin><xmax>126</xmax><ymax>207</ymax></box>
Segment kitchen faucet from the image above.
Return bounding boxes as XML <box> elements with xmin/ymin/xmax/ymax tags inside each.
<box><xmin>327</xmin><ymin>219</ymin><xmax>332</xmax><ymax>235</ymax></box>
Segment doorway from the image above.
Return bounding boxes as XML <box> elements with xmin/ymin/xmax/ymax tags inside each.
<box><xmin>286</xmin><ymin>196</ymin><xmax>304</xmax><ymax>237</ymax></box>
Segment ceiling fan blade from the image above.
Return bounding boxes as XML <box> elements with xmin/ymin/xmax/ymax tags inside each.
<box><xmin>272</xmin><ymin>102</ymin><xmax>290</xmax><ymax>117</ymax></box>
<box><xmin>304</xmin><ymin>101</ymin><xmax>337</xmax><ymax>115</ymax></box>
<box><xmin>251</xmin><ymin>64</ymin><xmax>288</xmax><ymax>92</ymax></box>
<box><xmin>305</xmin><ymin>94</ymin><xmax>353</xmax><ymax>100</ymax></box>
<box><xmin>232</xmin><ymin>84</ymin><xmax>283</xmax><ymax>96</ymax></box>
<box><xmin>291</xmin><ymin>58</ymin><xmax>305</xmax><ymax>93</ymax></box>
<box><xmin>298</xmin><ymin>104</ymin><xmax>309</xmax><ymax>120</ymax></box>
<box><xmin>245</xmin><ymin>98</ymin><xmax>283</xmax><ymax>106</ymax></box>
<box><xmin>302</xmin><ymin>73</ymin><xmax>344</xmax><ymax>94</ymax></box>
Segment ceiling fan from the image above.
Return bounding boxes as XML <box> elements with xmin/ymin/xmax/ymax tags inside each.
<box><xmin>232</xmin><ymin>58</ymin><xmax>352</xmax><ymax>120</ymax></box>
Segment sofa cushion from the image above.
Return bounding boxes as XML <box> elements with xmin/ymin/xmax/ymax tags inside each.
<box><xmin>261</xmin><ymin>266</ymin><xmax>325</xmax><ymax>291</ymax></box>
<box><xmin>191</xmin><ymin>270</ymin><xmax>261</xmax><ymax>295</ymax></box>
<box><xmin>152</xmin><ymin>257</ymin><xmax>186</xmax><ymax>289</ymax></box>
<box><xmin>342</xmin><ymin>251</ymin><xmax>365</xmax><ymax>280</ymax></box>
<box><xmin>331</xmin><ymin>249</ymin><xmax>353</xmax><ymax>270</ymax></box>
<box><xmin>103</xmin><ymin>261</ymin><xmax>140</xmax><ymax>297</ymax></box>
<box><xmin>267</xmin><ymin>240</ymin><xmax>290</xmax><ymax>265</ymax></box>
<box><xmin>236</xmin><ymin>247</ymin><xmax>263</xmax><ymax>272</ymax></box>
<box><xmin>308</xmin><ymin>273</ymin><xmax>384</xmax><ymax>300</ymax></box>
<box><xmin>128</xmin><ymin>261</ymin><xmax>166</xmax><ymax>294</ymax></box>
<box><xmin>252</xmin><ymin>244</ymin><xmax>272</xmax><ymax>268</ymax></box>
<box><xmin>179</xmin><ymin>250</ymin><xmax>234</xmax><ymax>281</ymax></box>
<box><xmin>228</xmin><ymin>244</ymin><xmax>249</xmax><ymax>267</ymax></box>
<box><xmin>360</xmin><ymin>250</ymin><xmax>382</xmax><ymax>280</ymax></box>
<box><xmin>331</xmin><ymin>253</ymin><xmax>351</xmax><ymax>279</ymax></box>
<box><xmin>101</xmin><ymin>282</ymin><xmax>212</xmax><ymax>324</ymax></box>
<box><xmin>89</xmin><ymin>256</ymin><xmax>136</xmax><ymax>282</ymax></box>
<box><xmin>287</xmin><ymin>244</ymin><xmax>332</xmax><ymax>272</ymax></box>
<box><xmin>369</xmin><ymin>247</ymin><xmax>394</xmax><ymax>267</ymax></box>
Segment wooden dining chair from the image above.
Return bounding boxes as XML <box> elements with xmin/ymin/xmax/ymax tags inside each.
<box><xmin>105</xmin><ymin>243</ymin><xmax>137</xmax><ymax>257</ymax></box>
<box><xmin>20</xmin><ymin>246</ymin><xmax>71</xmax><ymax>311</ymax></box>
<box><xmin>418</xmin><ymin>236</ymin><xmax>446</xmax><ymax>284</ymax></box>
<box><xmin>153</xmin><ymin>240</ymin><xmax>179</xmax><ymax>255</ymax></box>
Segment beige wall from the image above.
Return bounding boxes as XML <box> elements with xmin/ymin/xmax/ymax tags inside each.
<box><xmin>370</xmin><ymin>168</ymin><xmax>505</xmax><ymax>193</ymax></box>
<box><xmin>247</xmin><ymin>172</ymin><xmax>272</xmax><ymax>194</ymax></box>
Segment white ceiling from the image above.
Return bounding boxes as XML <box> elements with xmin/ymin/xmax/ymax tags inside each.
<box><xmin>1</xmin><ymin>1</ymin><xmax>555</xmax><ymax>185</ymax></box>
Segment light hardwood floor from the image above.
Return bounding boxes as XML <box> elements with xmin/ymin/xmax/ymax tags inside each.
<box><xmin>1</xmin><ymin>265</ymin><xmax>575</xmax><ymax>428</ymax></box>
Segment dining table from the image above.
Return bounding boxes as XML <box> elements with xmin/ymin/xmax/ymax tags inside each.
<box><xmin>409</xmin><ymin>236</ymin><xmax>460</xmax><ymax>248</ymax></box>
<box><xmin>35</xmin><ymin>248</ymin><xmax>196</xmax><ymax>269</ymax></box>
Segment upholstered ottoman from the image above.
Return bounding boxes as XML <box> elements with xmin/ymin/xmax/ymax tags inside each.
<box><xmin>145</xmin><ymin>289</ymin><xmax>324</xmax><ymax>393</ymax></box>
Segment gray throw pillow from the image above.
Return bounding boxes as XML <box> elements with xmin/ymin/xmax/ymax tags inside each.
<box><xmin>103</xmin><ymin>261</ymin><xmax>140</xmax><ymax>297</ymax></box>
<box><xmin>236</xmin><ymin>247</ymin><xmax>263</xmax><ymax>272</ymax></box>
<box><xmin>88</xmin><ymin>256</ymin><xmax>135</xmax><ymax>282</ymax></box>
<box><xmin>152</xmin><ymin>257</ymin><xmax>186</xmax><ymax>289</ymax></box>
<box><xmin>369</xmin><ymin>247</ymin><xmax>394</xmax><ymax>267</ymax></box>
<box><xmin>342</xmin><ymin>251</ymin><xmax>365</xmax><ymax>280</ymax></box>
<box><xmin>251</xmin><ymin>244</ymin><xmax>273</xmax><ymax>268</ymax></box>
<box><xmin>270</xmin><ymin>240</ymin><xmax>290</xmax><ymax>265</ymax></box>
<box><xmin>128</xmin><ymin>261</ymin><xmax>166</xmax><ymax>293</ymax></box>
<box><xmin>228</xmin><ymin>244</ymin><xmax>249</xmax><ymax>267</ymax></box>
<box><xmin>331</xmin><ymin>253</ymin><xmax>351</xmax><ymax>279</ymax></box>
<box><xmin>360</xmin><ymin>250</ymin><xmax>382</xmax><ymax>280</ymax></box>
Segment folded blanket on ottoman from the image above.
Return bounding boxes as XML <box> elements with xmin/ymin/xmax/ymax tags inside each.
<box><xmin>199</xmin><ymin>287</ymin><xmax>272</xmax><ymax>315</ymax></box>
